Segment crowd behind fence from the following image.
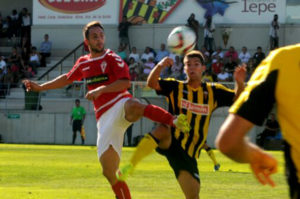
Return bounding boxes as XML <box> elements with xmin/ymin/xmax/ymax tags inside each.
<box><xmin>0</xmin><ymin>81</ymin><xmax>235</xmax><ymax>112</ymax></box>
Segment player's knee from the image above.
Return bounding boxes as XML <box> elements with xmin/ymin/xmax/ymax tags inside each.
<box><xmin>102</xmin><ymin>167</ymin><xmax>114</xmax><ymax>181</ymax></box>
<box><xmin>125</xmin><ymin>99</ymin><xmax>145</xmax><ymax>121</ymax></box>
<box><xmin>152</xmin><ymin>124</ymin><xmax>170</xmax><ymax>141</ymax></box>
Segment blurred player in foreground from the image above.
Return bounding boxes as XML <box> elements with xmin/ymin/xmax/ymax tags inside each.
<box><xmin>23</xmin><ymin>21</ymin><xmax>189</xmax><ymax>199</ymax></box>
<box><xmin>118</xmin><ymin>50</ymin><xmax>246</xmax><ymax>199</ymax></box>
<box><xmin>216</xmin><ymin>44</ymin><xmax>300</xmax><ymax>198</ymax></box>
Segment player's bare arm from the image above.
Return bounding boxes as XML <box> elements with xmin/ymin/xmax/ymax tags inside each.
<box><xmin>216</xmin><ymin>113</ymin><xmax>278</xmax><ymax>187</ymax></box>
<box><xmin>23</xmin><ymin>74</ymin><xmax>73</xmax><ymax>92</ymax></box>
<box><xmin>147</xmin><ymin>57</ymin><xmax>173</xmax><ymax>91</ymax></box>
<box><xmin>85</xmin><ymin>79</ymin><xmax>130</xmax><ymax>101</ymax></box>
<box><xmin>233</xmin><ymin>64</ymin><xmax>246</xmax><ymax>101</ymax></box>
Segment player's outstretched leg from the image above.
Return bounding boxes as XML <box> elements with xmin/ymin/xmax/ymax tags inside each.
<box><xmin>117</xmin><ymin>124</ymin><xmax>170</xmax><ymax>181</ymax></box>
<box><xmin>117</xmin><ymin>133</ymin><xmax>159</xmax><ymax>181</ymax></box>
<box><xmin>124</xmin><ymin>98</ymin><xmax>190</xmax><ymax>133</ymax></box>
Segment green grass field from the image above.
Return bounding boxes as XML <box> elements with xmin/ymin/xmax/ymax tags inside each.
<box><xmin>0</xmin><ymin>144</ymin><xmax>289</xmax><ymax>199</ymax></box>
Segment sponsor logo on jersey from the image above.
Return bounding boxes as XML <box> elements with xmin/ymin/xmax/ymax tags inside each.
<box><xmin>39</xmin><ymin>0</ymin><xmax>106</xmax><ymax>14</ymax></box>
<box><xmin>86</xmin><ymin>74</ymin><xmax>109</xmax><ymax>85</ymax></box>
<box><xmin>181</xmin><ymin>99</ymin><xmax>209</xmax><ymax>115</ymax></box>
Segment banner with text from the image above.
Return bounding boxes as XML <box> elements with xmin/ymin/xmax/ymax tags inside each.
<box><xmin>33</xmin><ymin>0</ymin><xmax>286</xmax><ymax>25</ymax></box>
<box><xmin>33</xmin><ymin>0</ymin><xmax>119</xmax><ymax>25</ymax></box>
<box><xmin>164</xmin><ymin>0</ymin><xmax>286</xmax><ymax>24</ymax></box>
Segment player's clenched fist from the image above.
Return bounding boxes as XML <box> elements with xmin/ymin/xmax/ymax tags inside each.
<box><xmin>23</xmin><ymin>80</ymin><xmax>42</xmax><ymax>92</ymax></box>
<box><xmin>85</xmin><ymin>86</ymin><xmax>104</xmax><ymax>101</ymax></box>
<box><xmin>157</xmin><ymin>57</ymin><xmax>174</xmax><ymax>68</ymax></box>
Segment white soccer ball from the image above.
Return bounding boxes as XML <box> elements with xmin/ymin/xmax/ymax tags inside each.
<box><xmin>167</xmin><ymin>26</ymin><xmax>196</xmax><ymax>55</ymax></box>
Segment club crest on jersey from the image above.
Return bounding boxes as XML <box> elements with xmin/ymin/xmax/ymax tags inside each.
<box><xmin>181</xmin><ymin>99</ymin><xmax>209</xmax><ymax>115</ymax></box>
<box><xmin>100</xmin><ymin>61</ymin><xmax>107</xmax><ymax>73</ymax></box>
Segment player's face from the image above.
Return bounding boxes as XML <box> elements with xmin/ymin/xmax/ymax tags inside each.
<box><xmin>184</xmin><ymin>57</ymin><xmax>205</xmax><ymax>81</ymax></box>
<box><xmin>86</xmin><ymin>26</ymin><xmax>105</xmax><ymax>54</ymax></box>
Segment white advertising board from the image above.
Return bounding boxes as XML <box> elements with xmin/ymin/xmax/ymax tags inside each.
<box><xmin>33</xmin><ymin>0</ymin><xmax>119</xmax><ymax>25</ymax></box>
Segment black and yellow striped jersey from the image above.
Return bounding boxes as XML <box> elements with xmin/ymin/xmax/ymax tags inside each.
<box><xmin>157</xmin><ymin>79</ymin><xmax>235</xmax><ymax>158</ymax></box>
<box><xmin>229</xmin><ymin>43</ymin><xmax>300</xmax><ymax>182</ymax></box>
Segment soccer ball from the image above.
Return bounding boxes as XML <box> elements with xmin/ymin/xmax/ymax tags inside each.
<box><xmin>167</xmin><ymin>26</ymin><xmax>196</xmax><ymax>55</ymax></box>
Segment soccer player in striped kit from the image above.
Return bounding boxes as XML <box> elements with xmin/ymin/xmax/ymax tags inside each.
<box><xmin>118</xmin><ymin>50</ymin><xmax>246</xmax><ymax>199</ymax></box>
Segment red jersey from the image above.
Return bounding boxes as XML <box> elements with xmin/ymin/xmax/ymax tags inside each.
<box><xmin>66</xmin><ymin>49</ymin><xmax>132</xmax><ymax>120</ymax></box>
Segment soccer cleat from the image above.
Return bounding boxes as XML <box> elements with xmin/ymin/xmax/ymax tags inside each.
<box><xmin>214</xmin><ymin>164</ymin><xmax>221</xmax><ymax>172</ymax></box>
<box><xmin>173</xmin><ymin>114</ymin><xmax>191</xmax><ymax>133</ymax></box>
<box><xmin>116</xmin><ymin>163</ymin><xmax>134</xmax><ymax>181</ymax></box>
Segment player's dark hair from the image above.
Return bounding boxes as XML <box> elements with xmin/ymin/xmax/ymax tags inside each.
<box><xmin>183</xmin><ymin>50</ymin><xmax>205</xmax><ymax>65</ymax></box>
<box><xmin>83</xmin><ymin>21</ymin><xmax>104</xmax><ymax>40</ymax></box>
<box><xmin>75</xmin><ymin>99</ymin><xmax>80</xmax><ymax>103</ymax></box>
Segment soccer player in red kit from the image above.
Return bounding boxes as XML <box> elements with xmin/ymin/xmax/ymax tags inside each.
<box><xmin>23</xmin><ymin>21</ymin><xmax>189</xmax><ymax>199</ymax></box>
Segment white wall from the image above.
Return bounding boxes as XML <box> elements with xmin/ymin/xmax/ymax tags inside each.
<box><xmin>0</xmin><ymin>107</ymin><xmax>261</xmax><ymax>147</ymax></box>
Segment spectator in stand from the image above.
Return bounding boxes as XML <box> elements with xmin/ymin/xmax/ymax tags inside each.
<box><xmin>141</xmin><ymin>46</ymin><xmax>154</xmax><ymax>62</ymax></box>
<box><xmin>117</xmin><ymin>44</ymin><xmax>127</xmax><ymax>61</ymax></box>
<box><xmin>211</xmin><ymin>46</ymin><xmax>224</xmax><ymax>64</ymax></box>
<box><xmin>200</xmin><ymin>45</ymin><xmax>210</xmax><ymax>61</ymax></box>
<box><xmin>129</xmin><ymin>67</ymin><xmax>138</xmax><ymax>81</ymax></box>
<box><xmin>5</xmin><ymin>16</ymin><xmax>13</xmax><ymax>42</ymax></box>
<box><xmin>10</xmin><ymin>9</ymin><xmax>19</xmax><ymax>39</ymax></box>
<box><xmin>0</xmin><ymin>14</ymin><xmax>5</xmax><ymax>38</ymax></box>
<box><xmin>224</xmin><ymin>57</ymin><xmax>238</xmax><ymax>75</ymax></box>
<box><xmin>21</xmin><ymin>35</ymin><xmax>31</xmax><ymax>62</ymax></box>
<box><xmin>252</xmin><ymin>46</ymin><xmax>265</xmax><ymax>69</ymax></box>
<box><xmin>20</xmin><ymin>8</ymin><xmax>31</xmax><ymax>43</ymax></box>
<box><xmin>40</xmin><ymin>34</ymin><xmax>52</xmax><ymax>67</ymax></box>
<box><xmin>202</xmin><ymin>70</ymin><xmax>214</xmax><ymax>82</ymax></box>
<box><xmin>8</xmin><ymin>47</ymin><xmax>22</xmax><ymax>85</ymax></box>
<box><xmin>142</xmin><ymin>57</ymin><xmax>155</xmax><ymax>80</ymax></box>
<box><xmin>118</xmin><ymin>15</ymin><xmax>132</xmax><ymax>49</ymax></box>
<box><xmin>128</xmin><ymin>57</ymin><xmax>140</xmax><ymax>77</ymax></box>
<box><xmin>224</xmin><ymin>46</ymin><xmax>238</xmax><ymax>64</ymax></box>
<box><xmin>270</xmin><ymin>14</ymin><xmax>279</xmax><ymax>50</ymax></box>
<box><xmin>23</xmin><ymin>61</ymin><xmax>35</xmax><ymax>78</ymax></box>
<box><xmin>212</xmin><ymin>57</ymin><xmax>223</xmax><ymax>75</ymax></box>
<box><xmin>187</xmin><ymin>13</ymin><xmax>200</xmax><ymax>49</ymax></box>
<box><xmin>170</xmin><ymin>55</ymin><xmax>183</xmax><ymax>79</ymax></box>
<box><xmin>29</xmin><ymin>46</ymin><xmax>40</xmax><ymax>74</ymax></box>
<box><xmin>203</xmin><ymin>15</ymin><xmax>215</xmax><ymax>53</ymax></box>
<box><xmin>0</xmin><ymin>56</ymin><xmax>7</xmax><ymax>75</ymax></box>
<box><xmin>256</xmin><ymin>113</ymin><xmax>280</xmax><ymax>148</ymax></box>
<box><xmin>168</xmin><ymin>52</ymin><xmax>177</xmax><ymax>62</ymax></box>
<box><xmin>3</xmin><ymin>66</ymin><xmax>14</xmax><ymax>88</ymax></box>
<box><xmin>128</xmin><ymin>46</ymin><xmax>140</xmax><ymax>62</ymax></box>
<box><xmin>217</xmin><ymin>68</ymin><xmax>230</xmax><ymax>82</ymax></box>
<box><xmin>149</xmin><ymin>47</ymin><xmax>157</xmax><ymax>58</ymax></box>
<box><xmin>155</xmin><ymin>43</ymin><xmax>169</xmax><ymax>64</ymax></box>
<box><xmin>239</xmin><ymin>46</ymin><xmax>251</xmax><ymax>64</ymax></box>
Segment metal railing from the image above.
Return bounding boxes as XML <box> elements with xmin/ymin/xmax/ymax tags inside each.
<box><xmin>38</xmin><ymin>42</ymin><xmax>85</xmax><ymax>81</ymax></box>
<box><xmin>0</xmin><ymin>81</ymin><xmax>236</xmax><ymax>112</ymax></box>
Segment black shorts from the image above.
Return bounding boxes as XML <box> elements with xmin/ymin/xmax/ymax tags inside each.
<box><xmin>156</xmin><ymin>136</ymin><xmax>200</xmax><ymax>182</ymax></box>
<box><xmin>284</xmin><ymin>141</ymin><xmax>300</xmax><ymax>199</ymax></box>
<box><xmin>72</xmin><ymin>120</ymin><xmax>82</xmax><ymax>132</ymax></box>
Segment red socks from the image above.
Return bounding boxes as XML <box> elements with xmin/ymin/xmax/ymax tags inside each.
<box><xmin>112</xmin><ymin>181</ymin><xmax>131</xmax><ymax>199</ymax></box>
<box><xmin>143</xmin><ymin>104</ymin><xmax>174</xmax><ymax>127</ymax></box>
